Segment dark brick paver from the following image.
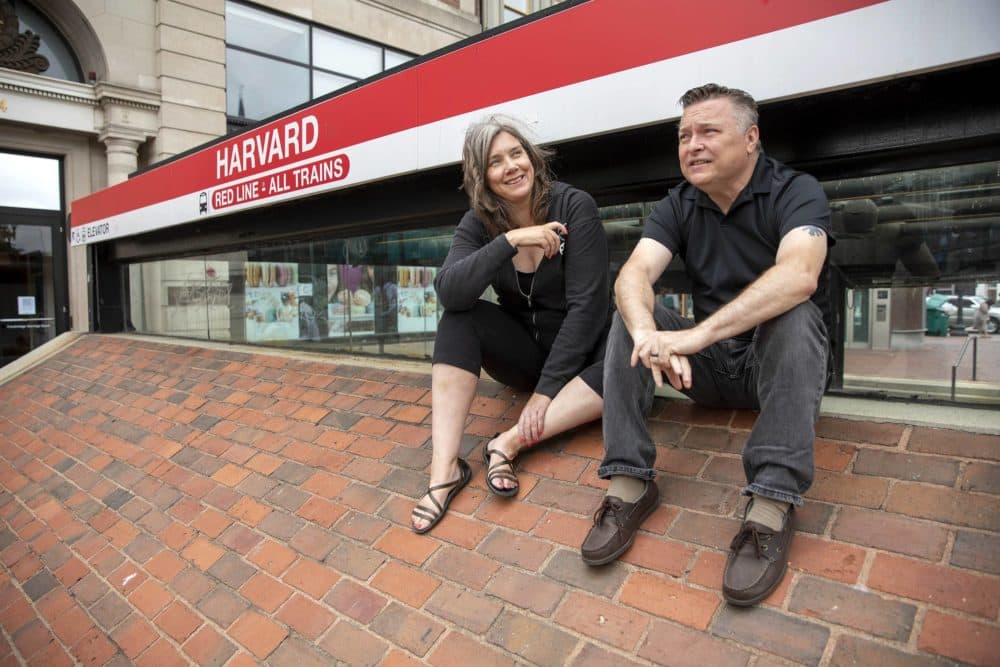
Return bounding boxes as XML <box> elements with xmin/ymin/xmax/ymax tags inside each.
<box><xmin>0</xmin><ymin>335</ymin><xmax>997</xmax><ymax>665</ymax></box>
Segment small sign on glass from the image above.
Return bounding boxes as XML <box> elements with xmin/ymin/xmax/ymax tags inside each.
<box><xmin>17</xmin><ymin>296</ymin><xmax>36</xmax><ymax>316</ymax></box>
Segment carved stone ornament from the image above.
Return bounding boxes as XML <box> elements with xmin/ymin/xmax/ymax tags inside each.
<box><xmin>0</xmin><ymin>0</ymin><xmax>50</xmax><ymax>74</ymax></box>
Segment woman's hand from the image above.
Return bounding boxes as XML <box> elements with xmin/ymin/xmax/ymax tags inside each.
<box><xmin>505</xmin><ymin>221</ymin><xmax>567</xmax><ymax>259</ymax></box>
<box><xmin>518</xmin><ymin>392</ymin><xmax>552</xmax><ymax>445</ymax></box>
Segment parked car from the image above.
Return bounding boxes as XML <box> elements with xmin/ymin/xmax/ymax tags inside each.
<box><xmin>927</xmin><ymin>295</ymin><xmax>1000</xmax><ymax>333</ymax></box>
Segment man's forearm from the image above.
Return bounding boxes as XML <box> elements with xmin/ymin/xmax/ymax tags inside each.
<box><xmin>696</xmin><ymin>261</ymin><xmax>816</xmax><ymax>343</ymax></box>
<box><xmin>614</xmin><ymin>266</ymin><xmax>657</xmax><ymax>337</ymax></box>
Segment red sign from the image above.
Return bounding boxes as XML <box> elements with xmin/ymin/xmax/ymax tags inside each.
<box><xmin>212</xmin><ymin>153</ymin><xmax>350</xmax><ymax>210</ymax></box>
<box><xmin>72</xmin><ymin>0</ymin><xmax>885</xmax><ymax>231</ymax></box>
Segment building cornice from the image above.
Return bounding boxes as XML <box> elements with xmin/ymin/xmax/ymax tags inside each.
<box><xmin>0</xmin><ymin>68</ymin><xmax>161</xmax><ymax>139</ymax></box>
<box><xmin>0</xmin><ymin>70</ymin><xmax>162</xmax><ymax>112</ymax></box>
<box><xmin>94</xmin><ymin>82</ymin><xmax>161</xmax><ymax>113</ymax></box>
<box><xmin>0</xmin><ymin>68</ymin><xmax>97</xmax><ymax>106</ymax></box>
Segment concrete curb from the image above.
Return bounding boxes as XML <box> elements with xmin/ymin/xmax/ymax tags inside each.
<box><xmin>37</xmin><ymin>332</ymin><xmax>997</xmax><ymax>434</ymax></box>
<box><xmin>0</xmin><ymin>331</ymin><xmax>86</xmax><ymax>387</ymax></box>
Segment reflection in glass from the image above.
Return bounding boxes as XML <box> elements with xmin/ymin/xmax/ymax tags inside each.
<box><xmin>226</xmin><ymin>48</ymin><xmax>309</xmax><ymax>120</ymax></box>
<box><xmin>224</xmin><ymin>0</ymin><xmax>414</xmax><ymax>118</ymax></box>
<box><xmin>226</xmin><ymin>2</ymin><xmax>308</xmax><ymax>63</ymax></box>
<box><xmin>128</xmin><ymin>259</ymin><xmax>219</xmax><ymax>340</ymax></box>
<box><xmin>313</xmin><ymin>30</ymin><xmax>382</xmax><ymax>79</ymax></box>
<box><xmin>123</xmin><ymin>161</ymin><xmax>1000</xmax><ymax>404</ymax></box>
<box><xmin>0</xmin><ymin>224</ymin><xmax>55</xmax><ymax>367</ymax></box>
<box><xmin>384</xmin><ymin>50</ymin><xmax>411</xmax><ymax>69</ymax></box>
<box><xmin>826</xmin><ymin>162</ymin><xmax>1000</xmax><ymax>287</ymax></box>
<box><xmin>825</xmin><ymin>161</ymin><xmax>1000</xmax><ymax>402</ymax></box>
<box><xmin>0</xmin><ymin>154</ymin><xmax>61</xmax><ymax>210</ymax></box>
<box><xmin>313</xmin><ymin>70</ymin><xmax>355</xmax><ymax>98</ymax></box>
<box><xmin>245</xmin><ymin>261</ymin><xmax>300</xmax><ymax>341</ymax></box>
<box><xmin>127</xmin><ymin>227</ymin><xmax>453</xmax><ymax>359</ymax></box>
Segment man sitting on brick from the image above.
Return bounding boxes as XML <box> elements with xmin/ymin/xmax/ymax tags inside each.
<box><xmin>581</xmin><ymin>84</ymin><xmax>834</xmax><ymax>606</ymax></box>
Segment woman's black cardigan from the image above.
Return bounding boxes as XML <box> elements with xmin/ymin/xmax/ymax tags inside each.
<box><xmin>434</xmin><ymin>182</ymin><xmax>612</xmax><ymax>397</ymax></box>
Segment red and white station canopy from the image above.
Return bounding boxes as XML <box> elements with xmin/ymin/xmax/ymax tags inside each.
<box><xmin>70</xmin><ymin>0</ymin><xmax>1000</xmax><ymax>246</ymax></box>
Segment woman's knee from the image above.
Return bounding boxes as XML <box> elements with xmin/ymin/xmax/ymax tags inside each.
<box><xmin>439</xmin><ymin>302</ymin><xmax>482</xmax><ymax>330</ymax></box>
<box><xmin>433</xmin><ymin>305</ymin><xmax>494</xmax><ymax>373</ymax></box>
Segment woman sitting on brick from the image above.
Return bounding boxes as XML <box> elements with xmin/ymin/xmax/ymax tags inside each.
<box><xmin>411</xmin><ymin>116</ymin><xmax>612</xmax><ymax>533</ymax></box>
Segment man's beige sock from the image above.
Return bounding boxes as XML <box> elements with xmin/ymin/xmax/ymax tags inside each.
<box><xmin>607</xmin><ymin>476</ymin><xmax>647</xmax><ymax>503</ymax></box>
<box><xmin>746</xmin><ymin>495</ymin><xmax>790</xmax><ymax>531</ymax></box>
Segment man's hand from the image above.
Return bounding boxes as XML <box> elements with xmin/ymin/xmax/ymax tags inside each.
<box><xmin>631</xmin><ymin>327</ymin><xmax>708</xmax><ymax>391</ymax></box>
<box><xmin>505</xmin><ymin>222</ymin><xmax>567</xmax><ymax>258</ymax></box>
<box><xmin>518</xmin><ymin>392</ymin><xmax>552</xmax><ymax>444</ymax></box>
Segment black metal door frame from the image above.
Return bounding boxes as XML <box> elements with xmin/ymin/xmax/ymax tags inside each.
<box><xmin>0</xmin><ymin>205</ymin><xmax>71</xmax><ymax>338</ymax></box>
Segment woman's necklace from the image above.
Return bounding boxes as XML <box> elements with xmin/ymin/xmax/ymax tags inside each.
<box><xmin>511</xmin><ymin>214</ymin><xmax>538</xmax><ymax>308</ymax></box>
<box><xmin>514</xmin><ymin>265</ymin><xmax>536</xmax><ymax>308</ymax></box>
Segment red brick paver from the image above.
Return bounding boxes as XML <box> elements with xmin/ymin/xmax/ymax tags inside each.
<box><xmin>0</xmin><ymin>335</ymin><xmax>997</xmax><ymax>665</ymax></box>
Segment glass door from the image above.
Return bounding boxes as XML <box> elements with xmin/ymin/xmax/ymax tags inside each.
<box><xmin>850</xmin><ymin>288</ymin><xmax>870</xmax><ymax>346</ymax></box>
<box><xmin>0</xmin><ymin>210</ymin><xmax>67</xmax><ymax>368</ymax></box>
<box><xmin>0</xmin><ymin>152</ymin><xmax>67</xmax><ymax>368</ymax></box>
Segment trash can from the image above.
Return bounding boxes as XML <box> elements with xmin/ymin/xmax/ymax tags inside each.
<box><xmin>925</xmin><ymin>294</ymin><xmax>951</xmax><ymax>337</ymax></box>
<box><xmin>926</xmin><ymin>308</ymin><xmax>949</xmax><ymax>336</ymax></box>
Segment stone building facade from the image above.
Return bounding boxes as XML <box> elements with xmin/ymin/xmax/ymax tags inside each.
<box><xmin>0</xmin><ymin>0</ymin><xmax>548</xmax><ymax>357</ymax></box>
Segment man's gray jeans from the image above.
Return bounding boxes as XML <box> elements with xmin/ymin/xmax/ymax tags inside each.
<box><xmin>598</xmin><ymin>301</ymin><xmax>830</xmax><ymax>507</ymax></box>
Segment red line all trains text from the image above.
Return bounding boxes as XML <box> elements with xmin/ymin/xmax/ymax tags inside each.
<box><xmin>212</xmin><ymin>154</ymin><xmax>350</xmax><ymax>210</ymax></box>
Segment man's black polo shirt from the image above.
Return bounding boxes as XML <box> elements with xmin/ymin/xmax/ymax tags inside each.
<box><xmin>643</xmin><ymin>152</ymin><xmax>834</xmax><ymax>341</ymax></box>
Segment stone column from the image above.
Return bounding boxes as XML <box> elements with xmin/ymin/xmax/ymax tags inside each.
<box><xmin>98</xmin><ymin>130</ymin><xmax>143</xmax><ymax>185</ymax></box>
<box><xmin>889</xmin><ymin>286</ymin><xmax>928</xmax><ymax>350</ymax></box>
<box><xmin>92</xmin><ymin>85</ymin><xmax>158</xmax><ymax>334</ymax></box>
<box><xmin>94</xmin><ymin>83</ymin><xmax>159</xmax><ymax>184</ymax></box>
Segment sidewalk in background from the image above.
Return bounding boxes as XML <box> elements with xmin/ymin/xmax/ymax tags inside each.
<box><xmin>0</xmin><ymin>335</ymin><xmax>997</xmax><ymax>666</ymax></box>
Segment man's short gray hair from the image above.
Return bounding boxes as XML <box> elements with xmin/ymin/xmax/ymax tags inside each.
<box><xmin>679</xmin><ymin>83</ymin><xmax>759</xmax><ymax>133</ymax></box>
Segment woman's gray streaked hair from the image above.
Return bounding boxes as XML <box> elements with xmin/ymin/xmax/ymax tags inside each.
<box><xmin>461</xmin><ymin>115</ymin><xmax>554</xmax><ymax>239</ymax></box>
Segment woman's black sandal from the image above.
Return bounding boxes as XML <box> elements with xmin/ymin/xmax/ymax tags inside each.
<box><xmin>483</xmin><ymin>435</ymin><xmax>519</xmax><ymax>497</ymax></box>
<box><xmin>411</xmin><ymin>458</ymin><xmax>471</xmax><ymax>534</ymax></box>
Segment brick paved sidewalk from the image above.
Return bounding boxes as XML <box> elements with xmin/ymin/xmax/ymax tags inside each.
<box><xmin>0</xmin><ymin>335</ymin><xmax>997</xmax><ymax>666</ymax></box>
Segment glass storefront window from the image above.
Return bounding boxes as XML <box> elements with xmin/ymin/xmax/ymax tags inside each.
<box><xmin>127</xmin><ymin>228</ymin><xmax>452</xmax><ymax>360</ymax></box>
<box><xmin>128</xmin><ymin>255</ymin><xmax>240</xmax><ymax>342</ymax></box>
<box><xmin>313</xmin><ymin>70</ymin><xmax>355</xmax><ymax>98</ymax></box>
<box><xmin>124</xmin><ymin>160</ymin><xmax>999</xmax><ymax>404</ymax></box>
<box><xmin>313</xmin><ymin>29</ymin><xmax>382</xmax><ymax>79</ymax></box>
<box><xmin>226</xmin><ymin>48</ymin><xmax>309</xmax><ymax>119</ymax></box>
<box><xmin>825</xmin><ymin>161</ymin><xmax>1000</xmax><ymax>402</ymax></box>
<box><xmin>384</xmin><ymin>50</ymin><xmax>412</xmax><ymax>70</ymax></box>
<box><xmin>825</xmin><ymin>161</ymin><xmax>999</xmax><ymax>287</ymax></box>
<box><xmin>503</xmin><ymin>0</ymin><xmax>531</xmax><ymax>22</ymax></box>
<box><xmin>225</xmin><ymin>1</ymin><xmax>414</xmax><ymax>122</ymax></box>
<box><xmin>226</xmin><ymin>2</ymin><xmax>309</xmax><ymax>63</ymax></box>
<box><xmin>0</xmin><ymin>154</ymin><xmax>61</xmax><ymax>210</ymax></box>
